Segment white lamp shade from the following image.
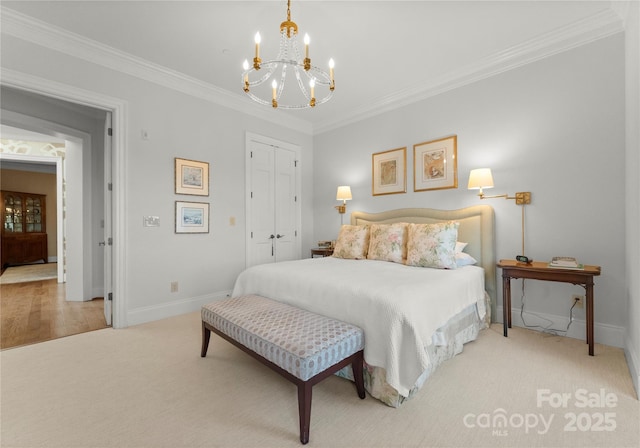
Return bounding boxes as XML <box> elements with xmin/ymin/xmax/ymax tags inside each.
<box><xmin>468</xmin><ymin>168</ymin><xmax>495</xmax><ymax>190</ymax></box>
<box><xmin>336</xmin><ymin>186</ymin><xmax>352</xmax><ymax>201</ymax></box>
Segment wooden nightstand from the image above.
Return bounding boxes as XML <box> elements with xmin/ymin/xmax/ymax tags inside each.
<box><xmin>497</xmin><ymin>259</ymin><xmax>601</xmax><ymax>355</ymax></box>
<box><xmin>310</xmin><ymin>248</ymin><xmax>333</xmax><ymax>258</ymax></box>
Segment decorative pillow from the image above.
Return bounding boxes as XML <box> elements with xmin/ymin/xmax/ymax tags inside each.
<box><xmin>406</xmin><ymin>221</ymin><xmax>459</xmax><ymax>269</ymax></box>
<box><xmin>455</xmin><ymin>241</ymin><xmax>468</xmax><ymax>254</ymax></box>
<box><xmin>455</xmin><ymin>252</ymin><xmax>478</xmax><ymax>267</ymax></box>
<box><xmin>332</xmin><ymin>225</ymin><xmax>370</xmax><ymax>259</ymax></box>
<box><xmin>367</xmin><ymin>223</ymin><xmax>408</xmax><ymax>263</ymax></box>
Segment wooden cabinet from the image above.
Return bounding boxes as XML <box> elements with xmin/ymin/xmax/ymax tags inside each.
<box><xmin>1</xmin><ymin>191</ymin><xmax>48</xmax><ymax>270</ymax></box>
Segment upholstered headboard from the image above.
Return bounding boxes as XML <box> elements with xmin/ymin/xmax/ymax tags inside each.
<box><xmin>350</xmin><ymin>205</ymin><xmax>496</xmax><ymax>320</ymax></box>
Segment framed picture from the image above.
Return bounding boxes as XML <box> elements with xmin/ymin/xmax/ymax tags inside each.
<box><xmin>175</xmin><ymin>158</ymin><xmax>209</xmax><ymax>196</ymax></box>
<box><xmin>175</xmin><ymin>201</ymin><xmax>209</xmax><ymax>234</ymax></box>
<box><xmin>372</xmin><ymin>147</ymin><xmax>407</xmax><ymax>196</ymax></box>
<box><xmin>413</xmin><ymin>135</ymin><xmax>458</xmax><ymax>192</ymax></box>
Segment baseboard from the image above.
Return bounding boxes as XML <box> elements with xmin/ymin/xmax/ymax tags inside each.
<box><xmin>48</xmin><ymin>256</ymin><xmax>57</xmax><ymax>263</ymax></box>
<box><xmin>495</xmin><ymin>305</ymin><xmax>625</xmax><ymax>349</ymax></box>
<box><xmin>126</xmin><ymin>290</ymin><xmax>232</xmax><ymax>327</ymax></box>
<box><xmin>624</xmin><ymin>335</ymin><xmax>640</xmax><ymax>399</ymax></box>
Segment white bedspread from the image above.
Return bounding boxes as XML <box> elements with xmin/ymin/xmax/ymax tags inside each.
<box><xmin>232</xmin><ymin>257</ymin><xmax>486</xmax><ymax>397</ymax></box>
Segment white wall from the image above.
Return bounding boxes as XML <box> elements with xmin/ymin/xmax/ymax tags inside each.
<box><xmin>0</xmin><ymin>34</ymin><xmax>314</xmax><ymax>325</ymax></box>
<box><xmin>313</xmin><ymin>35</ymin><xmax>627</xmax><ymax>348</ymax></box>
<box><xmin>621</xmin><ymin>0</ymin><xmax>640</xmax><ymax>396</ymax></box>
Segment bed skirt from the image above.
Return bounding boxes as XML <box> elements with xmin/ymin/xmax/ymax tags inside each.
<box><xmin>336</xmin><ymin>292</ymin><xmax>491</xmax><ymax>407</ymax></box>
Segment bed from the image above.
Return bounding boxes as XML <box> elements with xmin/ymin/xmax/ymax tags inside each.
<box><xmin>232</xmin><ymin>205</ymin><xmax>495</xmax><ymax>407</ymax></box>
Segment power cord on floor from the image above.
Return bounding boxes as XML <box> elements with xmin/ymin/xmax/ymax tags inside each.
<box><xmin>519</xmin><ymin>279</ymin><xmax>578</xmax><ymax>336</ymax></box>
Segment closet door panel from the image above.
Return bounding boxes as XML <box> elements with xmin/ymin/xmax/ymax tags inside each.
<box><xmin>274</xmin><ymin>148</ymin><xmax>297</xmax><ymax>263</ymax></box>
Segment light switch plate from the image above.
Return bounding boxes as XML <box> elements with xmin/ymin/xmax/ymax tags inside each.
<box><xmin>143</xmin><ymin>216</ymin><xmax>160</xmax><ymax>227</ymax></box>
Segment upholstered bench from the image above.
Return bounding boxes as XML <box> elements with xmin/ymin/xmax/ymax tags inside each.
<box><xmin>201</xmin><ymin>294</ymin><xmax>365</xmax><ymax>444</ymax></box>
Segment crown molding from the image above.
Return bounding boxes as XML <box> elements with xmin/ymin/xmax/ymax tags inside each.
<box><xmin>610</xmin><ymin>0</ymin><xmax>632</xmax><ymax>26</ymax></box>
<box><xmin>0</xmin><ymin>7</ymin><xmax>313</xmax><ymax>135</ymax></box>
<box><xmin>313</xmin><ymin>7</ymin><xmax>625</xmax><ymax>134</ymax></box>
<box><xmin>1</xmin><ymin>6</ymin><xmax>623</xmax><ymax>137</ymax></box>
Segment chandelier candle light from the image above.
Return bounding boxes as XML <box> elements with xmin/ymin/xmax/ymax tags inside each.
<box><xmin>242</xmin><ymin>0</ymin><xmax>335</xmax><ymax>109</ymax></box>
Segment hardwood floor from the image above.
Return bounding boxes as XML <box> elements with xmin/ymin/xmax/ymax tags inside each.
<box><xmin>0</xmin><ymin>278</ymin><xmax>109</xmax><ymax>350</ymax></box>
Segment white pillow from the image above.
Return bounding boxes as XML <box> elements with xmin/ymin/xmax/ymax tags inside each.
<box><xmin>367</xmin><ymin>223</ymin><xmax>408</xmax><ymax>264</ymax></box>
<box><xmin>332</xmin><ymin>225</ymin><xmax>370</xmax><ymax>259</ymax></box>
<box><xmin>455</xmin><ymin>252</ymin><xmax>478</xmax><ymax>267</ymax></box>
<box><xmin>406</xmin><ymin>221</ymin><xmax>459</xmax><ymax>269</ymax></box>
<box><xmin>455</xmin><ymin>241</ymin><xmax>468</xmax><ymax>254</ymax></box>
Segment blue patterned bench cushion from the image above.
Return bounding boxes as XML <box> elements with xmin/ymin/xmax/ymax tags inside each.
<box><xmin>201</xmin><ymin>295</ymin><xmax>364</xmax><ymax>381</ymax></box>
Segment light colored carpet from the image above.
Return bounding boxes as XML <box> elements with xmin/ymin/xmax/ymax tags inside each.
<box><xmin>1</xmin><ymin>313</ymin><xmax>638</xmax><ymax>448</ymax></box>
<box><xmin>0</xmin><ymin>263</ymin><xmax>57</xmax><ymax>284</ymax></box>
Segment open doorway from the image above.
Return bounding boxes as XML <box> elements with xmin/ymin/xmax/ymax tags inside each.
<box><xmin>0</xmin><ymin>134</ymin><xmax>64</xmax><ymax>283</ymax></box>
<box><xmin>0</xmin><ymin>135</ymin><xmax>109</xmax><ymax>349</ymax></box>
<box><xmin>0</xmin><ymin>76</ymin><xmax>126</xmax><ymax>330</ymax></box>
<box><xmin>0</xmin><ymin>89</ymin><xmax>115</xmax><ymax>347</ymax></box>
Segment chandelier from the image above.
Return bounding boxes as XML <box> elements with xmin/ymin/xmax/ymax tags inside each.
<box><xmin>242</xmin><ymin>0</ymin><xmax>335</xmax><ymax>109</ymax></box>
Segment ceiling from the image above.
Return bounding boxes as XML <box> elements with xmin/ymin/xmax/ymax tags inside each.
<box><xmin>1</xmin><ymin>1</ymin><xmax>624</xmax><ymax>133</ymax></box>
<box><xmin>0</xmin><ymin>125</ymin><xmax>60</xmax><ymax>174</ymax></box>
<box><xmin>1</xmin><ymin>124</ymin><xmax>64</xmax><ymax>144</ymax></box>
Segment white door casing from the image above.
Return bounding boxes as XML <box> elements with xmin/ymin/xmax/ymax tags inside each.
<box><xmin>103</xmin><ymin>112</ymin><xmax>113</xmax><ymax>325</ymax></box>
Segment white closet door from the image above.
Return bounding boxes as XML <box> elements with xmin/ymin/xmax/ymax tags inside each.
<box><xmin>249</xmin><ymin>142</ymin><xmax>276</xmax><ymax>267</ymax></box>
<box><xmin>274</xmin><ymin>148</ymin><xmax>297</xmax><ymax>262</ymax></box>
<box><xmin>246</xmin><ymin>136</ymin><xmax>300</xmax><ymax>267</ymax></box>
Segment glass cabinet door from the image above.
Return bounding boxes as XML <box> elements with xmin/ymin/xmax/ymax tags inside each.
<box><xmin>32</xmin><ymin>197</ymin><xmax>43</xmax><ymax>232</ymax></box>
<box><xmin>25</xmin><ymin>196</ymin><xmax>40</xmax><ymax>233</ymax></box>
<box><xmin>2</xmin><ymin>192</ymin><xmax>45</xmax><ymax>235</ymax></box>
<box><xmin>3</xmin><ymin>194</ymin><xmax>23</xmax><ymax>233</ymax></box>
<box><xmin>3</xmin><ymin>195</ymin><xmax>13</xmax><ymax>232</ymax></box>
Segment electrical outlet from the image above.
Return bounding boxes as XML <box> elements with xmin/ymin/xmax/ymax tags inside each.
<box><xmin>170</xmin><ymin>281</ymin><xmax>179</xmax><ymax>293</ymax></box>
<box><xmin>572</xmin><ymin>294</ymin><xmax>584</xmax><ymax>308</ymax></box>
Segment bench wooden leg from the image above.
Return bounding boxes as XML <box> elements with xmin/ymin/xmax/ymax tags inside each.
<box><xmin>352</xmin><ymin>351</ymin><xmax>366</xmax><ymax>399</ymax></box>
<box><xmin>297</xmin><ymin>381</ymin><xmax>312</xmax><ymax>445</ymax></box>
<box><xmin>201</xmin><ymin>321</ymin><xmax>211</xmax><ymax>357</ymax></box>
<box><xmin>201</xmin><ymin>318</ymin><xmax>364</xmax><ymax>445</ymax></box>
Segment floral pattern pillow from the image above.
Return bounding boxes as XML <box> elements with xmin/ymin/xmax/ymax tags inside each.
<box><xmin>332</xmin><ymin>225</ymin><xmax>370</xmax><ymax>259</ymax></box>
<box><xmin>367</xmin><ymin>223</ymin><xmax>408</xmax><ymax>263</ymax></box>
<box><xmin>406</xmin><ymin>221</ymin><xmax>460</xmax><ymax>269</ymax></box>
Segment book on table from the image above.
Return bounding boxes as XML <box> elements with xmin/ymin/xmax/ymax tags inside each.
<box><xmin>549</xmin><ymin>256</ymin><xmax>584</xmax><ymax>269</ymax></box>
